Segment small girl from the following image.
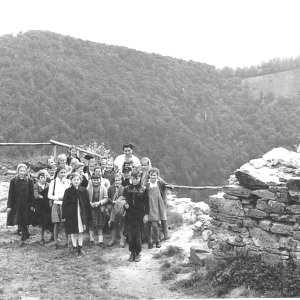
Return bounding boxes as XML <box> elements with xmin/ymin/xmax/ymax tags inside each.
<box><xmin>7</xmin><ymin>164</ymin><xmax>35</xmax><ymax>245</ymax></box>
<box><xmin>62</xmin><ymin>172</ymin><xmax>90</xmax><ymax>255</ymax></box>
<box><xmin>70</xmin><ymin>162</ymin><xmax>89</xmax><ymax>188</ymax></box>
<box><xmin>66</xmin><ymin>146</ymin><xmax>81</xmax><ymax>166</ymax></box>
<box><xmin>107</xmin><ymin>173</ymin><xmax>126</xmax><ymax>247</ymax></box>
<box><xmin>145</xmin><ymin>167</ymin><xmax>170</xmax><ymax>249</ymax></box>
<box><xmin>93</xmin><ymin>166</ymin><xmax>110</xmax><ymax>189</ymax></box>
<box><xmin>140</xmin><ymin>157</ymin><xmax>152</xmax><ymax>187</ymax></box>
<box><xmin>102</xmin><ymin>159</ymin><xmax>115</xmax><ymax>185</ymax></box>
<box><xmin>57</xmin><ymin>153</ymin><xmax>72</xmax><ymax>175</ymax></box>
<box><xmin>47</xmin><ymin>156</ymin><xmax>57</xmax><ymax>183</ymax></box>
<box><xmin>32</xmin><ymin>169</ymin><xmax>53</xmax><ymax>244</ymax></box>
<box><xmin>87</xmin><ymin>173</ymin><xmax>108</xmax><ymax>246</ymax></box>
<box><xmin>48</xmin><ymin>165</ymin><xmax>70</xmax><ymax>249</ymax></box>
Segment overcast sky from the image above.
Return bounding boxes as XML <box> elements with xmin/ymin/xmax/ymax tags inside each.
<box><xmin>1</xmin><ymin>0</ymin><xmax>300</xmax><ymax>68</ymax></box>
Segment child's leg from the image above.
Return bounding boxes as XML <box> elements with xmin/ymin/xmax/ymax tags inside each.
<box><xmin>78</xmin><ymin>233</ymin><xmax>83</xmax><ymax>246</ymax></box>
<box><xmin>54</xmin><ymin>223</ymin><xmax>59</xmax><ymax>245</ymax></box>
<box><xmin>41</xmin><ymin>225</ymin><xmax>45</xmax><ymax>241</ymax></box>
<box><xmin>108</xmin><ymin>222</ymin><xmax>116</xmax><ymax>246</ymax></box>
<box><xmin>71</xmin><ymin>233</ymin><xmax>78</xmax><ymax>247</ymax></box>
<box><xmin>161</xmin><ymin>220</ymin><xmax>170</xmax><ymax>240</ymax></box>
<box><xmin>151</xmin><ymin>222</ymin><xmax>159</xmax><ymax>243</ymax></box>
<box><xmin>146</xmin><ymin>222</ymin><xmax>152</xmax><ymax>245</ymax></box>
<box><xmin>119</xmin><ymin>219</ymin><xmax>125</xmax><ymax>247</ymax></box>
<box><xmin>98</xmin><ymin>227</ymin><xmax>103</xmax><ymax>244</ymax></box>
<box><xmin>89</xmin><ymin>229</ymin><xmax>95</xmax><ymax>242</ymax></box>
<box><xmin>64</xmin><ymin>227</ymin><xmax>69</xmax><ymax>246</ymax></box>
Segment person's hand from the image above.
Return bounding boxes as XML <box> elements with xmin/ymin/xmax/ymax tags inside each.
<box><xmin>124</xmin><ymin>203</ymin><xmax>129</xmax><ymax>209</ymax></box>
<box><xmin>108</xmin><ymin>220</ymin><xmax>111</xmax><ymax>227</ymax></box>
<box><xmin>143</xmin><ymin>215</ymin><xmax>148</xmax><ymax>224</ymax></box>
<box><xmin>30</xmin><ymin>207</ymin><xmax>35</xmax><ymax>212</ymax></box>
<box><xmin>6</xmin><ymin>208</ymin><xmax>11</xmax><ymax>213</ymax></box>
<box><xmin>39</xmin><ymin>195</ymin><xmax>43</xmax><ymax>199</ymax></box>
<box><xmin>61</xmin><ymin>218</ymin><xmax>66</xmax><ymax>222</ymax></box>
<box><xmin>83</xmin><ymin>225</ymin><xmax>86</xmax><ymax>231</ymax></box>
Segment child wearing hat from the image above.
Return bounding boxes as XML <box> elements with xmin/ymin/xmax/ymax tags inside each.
<box><xmin>87</xmin><ymin>173</ymin><xmax>108</xmax><ymax>246</ymax></box>
<box><xmin>123</xmin><ymin>170</ymin><xmax>149</xmax><ymax>262</ymax></box>
<box><xmin>7</xmin><ymin>164</ymin><xmax>35</xmax><ymax>245</ymax></box>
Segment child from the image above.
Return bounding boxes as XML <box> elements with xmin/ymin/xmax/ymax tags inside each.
<box><xmin>107</xmin><ymin>174</ymin><xmax>126</xmax><ymax>247</ymax></box>
<box><xmin>48</xmin><ymin>165</ymin><xmax>70</xmax><ymax>249</ymax></box>
<box><xmin>62</xmin><ymin>172</ymin><xmax>90</xmax><ymax>255</ymax></box>
<box><xmin>140</xmin><ymin>157</ymin><xmax>152</xmax><ymax>187</ymax></box>
<box><xmin>93</xmin><ymin>166</ymin><xmax>110</xmax><ymax>189</ymax></box>
<box><xmin>47</xmin><ymin>156</ymin><xmax>57</xmax><ymax>183</ymax></box>
<box><xmin>57</xmin><ymin>153</ymin><xmax>72</xmax><ymax>175</ymax></box>
<box><xmin>70</xmin><ymin>162</ymin><xmax>89</xmax><ymax>188</ymax></box>
<box><xmin>33</xmin><ymin>169</ymin><xmax>53</xmax><ymax>244</ymax></box>
<box><xmin>145</xmin><ymin>168</ymin><xmax>170</xmax><ymax>249</ymax></box>
<box><xmin>6</xmin><ymin>164</ymin><xmax>35</xmax><ymax>245</ymax></box>
<box><xmin>121</xmin><ymin>167</ymin><xmax>132</xmax><ymax>187</ymax></box>
<box><xmin>87</xmin><ymin>173</ymin><xmax>108</xmax><ymax>246</ymax></box>
<box><xmin>66</xmin><ymin>146</ymin><xmax>81</xmax><ymax>165</ymax></box>
<box><xmin>102</xmin><ymin>159</ymin><xmax>115</xmax><ymax>185</ymax></box>
<box><xmin>123</xmin><ymin>170</ymin><xmax>149</xmax><ymax>262</ymax></box>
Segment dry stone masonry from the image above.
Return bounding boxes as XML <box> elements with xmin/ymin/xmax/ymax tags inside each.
<box><xmin>208</xmin><ymin>147</ymin><xmax>300</xmax><ymax>266</ymax></box>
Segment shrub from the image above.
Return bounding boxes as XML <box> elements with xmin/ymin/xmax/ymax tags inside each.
<box><xmin>207</xmin><ymin>252</ymin><xmax>300</xmax><ymax>297</ymax></box>
<box><xmin>166</xmin><ymin>211</ymin><xmax>183</xmax><ymax>229</ymax></box>
<box><xmin>153</xmin><ymin>245</ymin><xmax>183</xmax><ymax>259</ymax></box>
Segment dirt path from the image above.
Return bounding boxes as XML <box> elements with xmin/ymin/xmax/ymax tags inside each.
<box><xmin>105</xmin><ymin>224</ymin><xmax>205</xmax><ymax>299</ymax></box>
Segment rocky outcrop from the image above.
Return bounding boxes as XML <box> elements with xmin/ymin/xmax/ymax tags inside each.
<box><xmin>208</xmin><ymin>147</ymin><xmax>300</xmax><ymax>266</ymax></box>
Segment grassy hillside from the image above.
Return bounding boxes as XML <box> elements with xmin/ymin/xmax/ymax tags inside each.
<box><xmin>0</xmin><ymin>30</ymin><xmax>299</xmax><ymax>193</ymax></box>
<box><xmin>242</xmin><ymin>69</ymin><xmax>300</xmax><ymax>98</ymax></box>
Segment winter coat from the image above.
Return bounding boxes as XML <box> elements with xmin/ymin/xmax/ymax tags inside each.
<box><xmin>62</xmin><ymin>185</ymin><xmax>91</xmax><ymax>234</ymax></box>
<box><xmin>124</xmin><ymin>184</ymin><xmax>149</xmax><ymax>221</ymax></box>
<box><xmin>7</xmin><ymin>176</ymin><xmax>34</xmax><ymax>226</ymax></box>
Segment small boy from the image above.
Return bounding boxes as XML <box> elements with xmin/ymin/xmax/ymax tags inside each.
<box><xmin>123</xmin><ymin>171</ymin><xmax>149</xmax><ymax>262</ymax></box>
<box><xmin>107</xmin><ymin>174</ymin><xmax>126</xmax><ymax>247</ymax></box>
<box><xmin>87</xmin><ymin>173</ymin><xmax>108</xmax><ymax>246</ymax></box>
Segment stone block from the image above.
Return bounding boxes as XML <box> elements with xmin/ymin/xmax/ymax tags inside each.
<box><xmin>243</xmin><ymin>218</ymin><xmax>259</xmax><ymax>228</ymax></box>
<box><xmin>293</xmin><ymin>231</ymin><xmax>300</xmax><ymax>241</ymax></box>
<box><xmin>251</xmin><ymin>189</ymin><xmax>276</xmax><ymax>200</ymax></box>
<box><xmin>287</xmin><ymin>178</ymin><xmax>300</xmax><ymax>191</ymax></box>
<box><xmin>210</xmin><ymin>219</ymin><xmax>222</xmax><ymax>227</ymax></box>
<box><xmin>245</xmin><ymin>208</ymin><xmax>269</xmax><ymax>219</ymax></box>
<box><xmin>266</xmin><ymin>201</ymin><xmax>286</xmax><ymax>214</ymax></box>
<box><xmin>225</xmin><ymin>185</ymin><xmax>252</xmax><ymax>198</ymax></box>
<box><xmin>286</xmin><ymin>205</ymin><xmax>300</xmax><ymax>214</ymax></box>
<box><xmin>256</xmin><ymin>199</ymin><xmax>267</xmax><ymax>211</ymax></box>
<box><xmin>259</xmin><ymin>220</ymin><xmax>272</xmax><ymax>231</ymax></box>
<box><xmin>270</xmin><ymin>223</ymin><xmax>293</xmax><ymax>236</ymax></box>
<box><xmin>223</xmin><ymin>194</ymin><xmax>239</xmax><ymax>200</ymax></box>
<box><xmin>190</xmin><ymin>246</ymin><xmax>211</xmax><ymax>266</ymax></box>
<box><xmin>234</xmin><ymin>169</ymin><xmax>269</xmax><ymax>190</ymax></box>
<box><xmin>227</xmin><ymin>235</ymin><xmax>245</xmax><ymax>247</ymax></box>
<box><xmin>270</xmin><ymin>214</ymin><xmax>299</xmax><ymax>223</ymax></box>
<box><xmin>249</xmin><ymin>228</ymin><xmax>279</xmax><ymax>248</ymax></box>
<box><xmin>209</xmin><ymin>196</ymin><xmax>244</xmax><ymax>217</ymax></box>
<box><xmin>261</xmin><ymin>252</ymin><xmax>282</xmax><ymax>266</ymax></box>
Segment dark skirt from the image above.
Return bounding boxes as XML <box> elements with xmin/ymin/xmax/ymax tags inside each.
<box><xmin>90</xmin><ymin>207</ymin><xmax>105</xmax><ymax>231</ymax></box>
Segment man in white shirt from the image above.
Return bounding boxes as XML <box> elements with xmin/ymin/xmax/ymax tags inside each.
<box><xmin>114</xmin><ymin>142</ymin><xmax>140</xmax><ymax>173</ymax></box>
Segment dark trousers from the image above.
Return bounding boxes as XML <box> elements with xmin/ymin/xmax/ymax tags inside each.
<box><xmin>127</xmin><ymin>217</ymin><xmax>143</xmax><ymax>254</ymax></box>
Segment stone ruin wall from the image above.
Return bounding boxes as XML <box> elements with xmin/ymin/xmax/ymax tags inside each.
<box><xmin>207</xmin><ymin>147</ymin><xmax>300</xmax><ymax>266</ymax></box>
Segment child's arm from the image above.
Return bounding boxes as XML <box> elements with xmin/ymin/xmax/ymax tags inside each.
<box><xmin>47</xmin><ymin>179</ymin><xmax>58</xmax><ymax>201</ymax></box>
<box><xmin>34</xmin><ymin>183</ymin><xmax>43</xmax><ymax>200</ymax></box>
<box><xmin>7</xmin><ymin>177</ymin><xmax>15</xmax><ymax>212</ymax></box>
<box><xmin>143</xmin><ymin>187</ymin><xmax>150</xmax><ymax>223</ymax></box>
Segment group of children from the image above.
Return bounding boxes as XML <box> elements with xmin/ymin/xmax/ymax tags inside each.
<box><xmin>6</xmin><ymin>143</ymin><xmax>171</xmax><ymax>262</ymax></box>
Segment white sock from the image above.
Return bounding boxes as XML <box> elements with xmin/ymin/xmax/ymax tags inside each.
<box><xmin>78</xmin><ymin>233</ymin><xmax>83</xmax><ymax>246</ymax></box>
<box><xmin>99</xmin><ymin>235</ymin><xmax>103</xmax><ymax>243</ymax></box>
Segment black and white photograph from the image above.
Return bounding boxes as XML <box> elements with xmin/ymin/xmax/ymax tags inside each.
<box><xmin>1</xmin><ymin>0</ymin><xmax>300</xmax><ymax>299</ymax></box>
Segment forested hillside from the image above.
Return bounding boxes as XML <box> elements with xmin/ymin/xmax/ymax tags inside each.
<box><xmin>0</xmin><ymin>31</ymin><xmax>299</xmax><ymax>191</ymax></box>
